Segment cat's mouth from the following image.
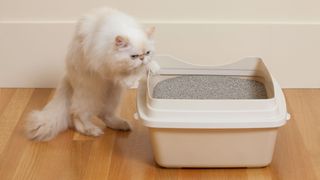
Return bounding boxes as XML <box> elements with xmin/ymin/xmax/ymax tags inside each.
<box><xmin>142</xmin><ymin>59</ymin><xmax>151</xmax><ymax>65</ymax></box>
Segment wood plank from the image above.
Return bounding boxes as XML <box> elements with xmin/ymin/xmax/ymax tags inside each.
<box><xmin>107</xmin><ymin>90</ymin><xmax>156</xmax><ymax>180</ymax></box>
<box><xmin>0</xmin><ymin>89</ymin><xmax>16</xmax><ymax>114</ymax></box>
<box><xmin>80</xmin><ymin>126</ymin><xmax>116</xmax><ymax>180</ymax></box>
<box><xmin>0</xmin><ymin>88</ymin><xmax>51</xmax><ymax>179</ymax></box>
<box><xmin>0</xmin><ymin>88</ymin><xmax>34</xmax><ymax>154</ymax></box>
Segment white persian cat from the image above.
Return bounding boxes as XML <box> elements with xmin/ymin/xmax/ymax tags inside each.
<box><xmin>26</xmin><ymin>7</ymin><xmax>160</xmax><ymax>141</ymax></box>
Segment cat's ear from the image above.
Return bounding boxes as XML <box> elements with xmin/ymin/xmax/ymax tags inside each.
<box><xmin>145</xmin><ymin>26</ymin><xmax>155</xmax><ymax>38</ymax></box>
<box><xmin>115</xmin><ymin>35</ymin><xmax>129</xmax><ymax>48</ymax></box>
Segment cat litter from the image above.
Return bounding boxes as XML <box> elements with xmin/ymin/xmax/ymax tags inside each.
<box><xmin>152</xmin><ymin>75</ymin><xmax>268</xmax><ymax>100</ymax></box>
<box><xmin>137</xmin><ymin>55</ymin><xmax>290</xmax><ymax>168</ymax></box>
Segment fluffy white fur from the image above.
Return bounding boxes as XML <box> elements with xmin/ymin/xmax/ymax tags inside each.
<box><xmin>26</xmin><ymin>7</ymin><xmax>160</xmax><ymax>141</ymax></box>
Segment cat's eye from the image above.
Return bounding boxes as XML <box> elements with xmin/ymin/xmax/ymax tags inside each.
<box><xmin>131</xmin><ymin>55</ymin><xmax>139</xmax><ymax>59</ymax></box>
<box><xmin>145</xmin><ymin>51</ymin><xmax>151</xmax><ymax>55</ymax></box>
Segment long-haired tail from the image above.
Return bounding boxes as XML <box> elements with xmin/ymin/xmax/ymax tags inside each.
<box><xmin>26</xmin><ymin>77</ymin><xmax>72</xmax><ymax>141</ymax></box>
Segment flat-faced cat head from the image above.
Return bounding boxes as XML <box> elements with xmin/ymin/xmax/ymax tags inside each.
<box><xmin>76</xmin><ymin>7</ymin><xmax>156</xmax><ymax>77</ymax></box>
<box><xmin>112</xmin><ymin>26</ymin><xmax>155</xmax><ymax>71</ymax></box>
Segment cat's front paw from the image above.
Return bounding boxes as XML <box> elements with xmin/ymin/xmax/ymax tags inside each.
<box><xmin>104</xmin><ymin>117</ymin><xmax>131</xmax><ymax>131</ymax></box>
<box><xmin>147</xmin><ymin>61</ymin><xmax>160</xmax><ymax>74</ymax></box>
<box><xmin>73</xmin><ymin>120</ymin><xmax>104</xmax><ymax>137</ymax></box>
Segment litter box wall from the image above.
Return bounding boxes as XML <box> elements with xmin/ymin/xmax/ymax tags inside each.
<box><xmin>1</xmin><ymin>0</ymin><xmax>320</xmax><ymax>88</ymax></box>
<box><xmin>149</xmin><ymin>128</ymin><xmax>278</xmax><ymax>168</ymax></box>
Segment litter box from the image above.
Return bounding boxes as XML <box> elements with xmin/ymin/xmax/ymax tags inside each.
<box><xmin>137</xmin><ymin>55</ymin><xmax>290</xmax><ymax>168</ymax></box>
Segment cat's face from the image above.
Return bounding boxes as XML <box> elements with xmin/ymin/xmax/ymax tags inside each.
<box><xmin>111</xmin><ymin>27</ymin><xmax>155</xmax><ymax>71</ymax></box>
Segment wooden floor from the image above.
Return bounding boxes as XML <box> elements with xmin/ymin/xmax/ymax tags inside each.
<box><xmin>0</xmin><ymin>89</ymin><xmax>319</xmax><ymax>180</ymax></box>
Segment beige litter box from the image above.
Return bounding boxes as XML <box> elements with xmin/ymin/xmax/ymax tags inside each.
<box><xmin>137</xmin><ymin>55</ymin><xmax>290</xmax><ymax>168</ymax></box>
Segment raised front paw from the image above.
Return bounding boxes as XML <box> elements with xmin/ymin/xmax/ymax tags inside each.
<box><xmin>147</xmin><ymin>61</ymin><xmax>160</xmax><ymax>74</ymax></box>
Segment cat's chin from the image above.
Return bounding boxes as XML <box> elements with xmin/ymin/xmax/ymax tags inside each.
<box><xmin>128</xmin><ymin>64</ymin><xmax>145</xmax><ymax>71</ymax></box>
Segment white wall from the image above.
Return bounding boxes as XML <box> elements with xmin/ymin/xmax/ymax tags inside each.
<box><xmin>1</xmin><ymin>0</ymin><xmax>320</xmax><ymax>87</ymax></box>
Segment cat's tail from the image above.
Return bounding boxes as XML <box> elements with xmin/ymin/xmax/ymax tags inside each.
<box><xmin>26</xmin><ymin>77</ymin><xmax>72</xmax><ymax>141</ymax></box>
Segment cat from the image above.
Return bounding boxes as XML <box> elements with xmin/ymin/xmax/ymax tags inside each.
<box><xmin>26</xmin><ymin>7</ymin><xmax>160</xmax><ymax>141</ymax></box>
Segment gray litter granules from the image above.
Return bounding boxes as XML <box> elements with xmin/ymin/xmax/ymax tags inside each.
<box><xmin>152</xmin><ymin>75</ymin><xmax>268</xmax><ymax>99</ymax></box>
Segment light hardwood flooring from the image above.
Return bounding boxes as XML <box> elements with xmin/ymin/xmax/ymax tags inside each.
<box><xmin>0</xmin><ymin>88</ymin><xmax>319</xmax><ymax>180</ymax></box>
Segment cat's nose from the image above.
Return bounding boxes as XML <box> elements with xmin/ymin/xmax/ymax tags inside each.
<box><xmin>139</xmin><ymin>56</ymin><xmax>144</xmax><ymax>61</ymax></box>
